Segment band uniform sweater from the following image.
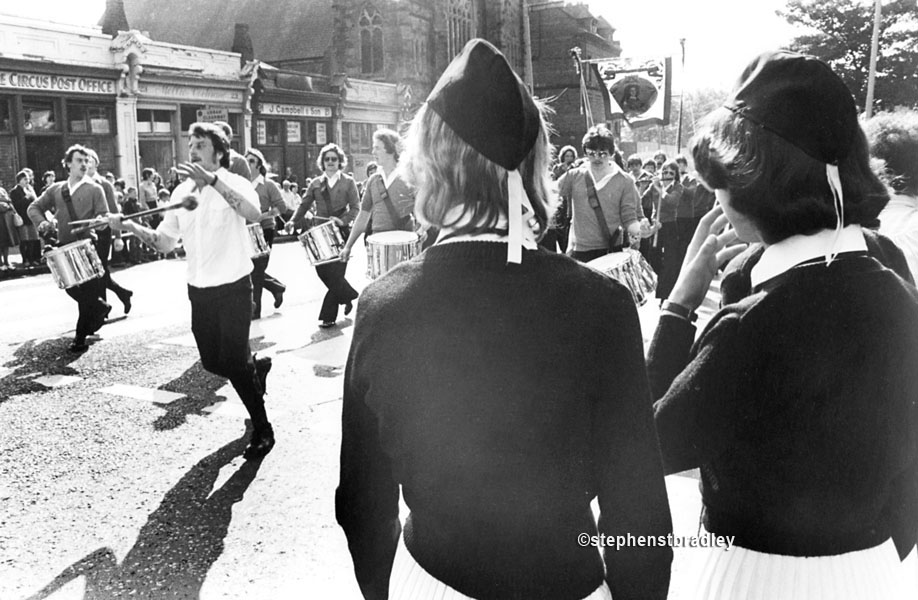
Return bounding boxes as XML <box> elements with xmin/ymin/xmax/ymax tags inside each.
<box><xmin>559</xmin><ymin>165</ymin><xmax>641</xmax><ymax>252</ymax></box>
<box><xmin>647</xmin><ymin>254</ymin><xmax>918</xmax><ymax>559</ymax></box>
<box><xmin>360</xmin><ymin>172</ymin><xmax>415</xmax><ymax>232</ymax></box>
<box><xmin>337</xmin><ymin>242</ymin><xmax>673</xmax><ymax>600</ymax></box>
<box><xmin>252</xmin><ymin>176</ymin><xmax>286</xmax><ymax>231</ymax></box>
<box><xmin>28</xmin><ymin>179</ymin><xmax>108</xmax><ymax>245</ymax></box>
<box><xmin>293</xmin><ymin>172</ymin><xmax>359</xmax><ymax>226</ymax></box>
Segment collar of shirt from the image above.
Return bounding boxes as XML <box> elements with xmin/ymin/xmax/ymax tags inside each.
<box><xmin>588</xmin><ymin>162</ymin><xmax>624</xmax><ymax>190</ymax></box>
<box><xmin>326</xmin><ymin>171</ymin><xmax>341</xmax><ymax>188</ymax></box>
<box><xmin>379</xmin><ymin>167</ymin><xmax>398</xmax><ymax>189</ymax></box>
<box><xmin>751</xmin><ymin>225</ymin><xmax>867</xmax><ymax>289</ymax></box>
<box><xmin>67</xmin><ymin>175</ymin><xmax>93</xmax><ymax>196</ymax></box>
<box><xmin>253</xmin><ymin>174</ymin><xmax>265</xmax><ymax>186</ymax></box>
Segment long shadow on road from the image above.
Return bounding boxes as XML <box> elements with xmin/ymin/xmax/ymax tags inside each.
<box><xmin>0</xmin><ymin>338</ymin><xmax>84</xmax><ymax>402</ymax></box>
<box><xmin>24</xmin><ymin>436</ymin><xmax>263</xmax><ymax>600</ymax></box>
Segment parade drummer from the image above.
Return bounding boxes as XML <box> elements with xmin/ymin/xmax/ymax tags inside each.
<box><xmin>336</xmin><ymin>39</ymin><xmax>672</xmax><ymax>600</ymax></box>
<box><xmin>287</xmin><ymin>143</ymin><xmax>360</xmax><ymax>329</ymax></box>
<box><xmin>107</xmin><ymin>122</ymin><xmax>275</xmax><ymax>460</ymax></box>
<box><xmin>28</xmin><ymin>145</ymin><xmax>111</xmax><ymax>353</ymax></box>
<box><xmin>244</xmin><ymin>148</ymin><xmax>287</xmax><ymax>319</ymax></box>
<box><xmin>559</xmin><ymin>125</ymin><xmax>653</xmax><ymax>262</ymax></box>
<box><xmin>86</xmin><ymin>148</ymin><xmax>133</xmax><ymax>315</ymax></box>
<box><xmin>648</xmin><ymin>51</ymin><xmax>918</xmax><ymax>598</ymax></box>
<box><xmin>339</xmin><ymin>128</ymin><xmax>421</xmax><ymax>263</ymax></box>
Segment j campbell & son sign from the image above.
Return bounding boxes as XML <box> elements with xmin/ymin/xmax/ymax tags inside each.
<box><xmin>0</xmin><ymin>72</ymin><xmax>116</xmax><ymax>95</ymax></box>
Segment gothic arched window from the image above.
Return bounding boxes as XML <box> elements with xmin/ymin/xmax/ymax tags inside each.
<box><xmin>360</xmin><ymin>8</ymin><xmax>384</xmax><ymax>74</ymax></box>
<box><xmin>445</xmin><ymin>0</ymin><xmax>473</xmax><ymax>59</ymax></box>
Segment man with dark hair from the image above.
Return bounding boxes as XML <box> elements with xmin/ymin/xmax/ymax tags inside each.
<box><xmin>559</xmin><ymin>125</ymin><xmax>650</xmax><ymax>262</ymax></box>
<box><xmin>108</xmin><ymin>123</ymin><xmax>276</xmax><ymax>460</ymax></box>
<box><xmin>213</xmin><ymin>120</ymin><xmax>252</xmax><ymax>180</ymax></box>
<box><xmin>85</xmin><ymin>148</ymin><xmax>133</xmax><ymax>314</ymax></box>
<box><xmin>28</xmin><ymin>145</ymin><xmax>111</xmax><ymax>352</ymax></box>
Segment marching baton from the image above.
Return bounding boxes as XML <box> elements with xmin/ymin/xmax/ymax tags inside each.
<box><xmin>71</xmin><ymin>196</ymin><xmax>199</xmax><ymax>234</ymax></box>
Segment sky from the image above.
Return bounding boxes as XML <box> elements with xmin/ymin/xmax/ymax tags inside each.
<box><xmin>4</xmin><ymin>0</ymin><xmax>803</xmax><ymax>91</ymax></box>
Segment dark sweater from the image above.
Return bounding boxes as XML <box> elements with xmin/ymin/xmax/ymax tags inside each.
<box><xmin>648</xmin><ymin>254</ymin><xmax>918</xmax><ymax>559</ymax></box>
<box><xmin>337</xmin><ymin>242</ymin><xmax>672</xmax><ymax>600</ymax></box>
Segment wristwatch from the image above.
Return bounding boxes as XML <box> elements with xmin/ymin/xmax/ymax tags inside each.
<box><xmin>661</xmin><ymin>300</ymin><xmax>698</xmax><ymax>323</ymax></box>
<box><xmin>210</xmin><ymin>172</ymin><xmax>219</xmax><ymax>187</ymax></box>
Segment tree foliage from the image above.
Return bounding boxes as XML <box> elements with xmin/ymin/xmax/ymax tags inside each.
<box><xmin>779</xmin><ymin>0</ymin><xmax>918</xmax><ymax>110</ymax></box>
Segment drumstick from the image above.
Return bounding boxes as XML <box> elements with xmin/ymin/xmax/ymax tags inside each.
<box><xmin>71</xmin><ymin>196</ymin><xmax>199</xmax><ymax>234</ymax></box>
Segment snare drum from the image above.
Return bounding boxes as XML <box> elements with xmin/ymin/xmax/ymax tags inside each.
<box><xmin>366</xmin><ymin>231</ymin><xmax>421</xmax><ymax>279</ymax></box>
<box><xmin>298</xmin><ymin>220</ymin><xmax>345</xmax><ymax>265</ymax></box>
<box><xmin>44</xmin><ymin>239</ymin><xmax>105</xmax><ymax>290</ymax></box>
<box><xmin>247</xmin><ymin>223</ymin><xmax>271</xmax><ymax>259</ymax></box>
<box><xmin>586</xmin><ymin>249</ymin><xmax>657</xmax><ymax>306</ymax></box>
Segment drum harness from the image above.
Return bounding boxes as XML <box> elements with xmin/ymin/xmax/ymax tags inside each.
<box><xmin>584</xmin><ymin>171</ymin><xmax>622</xmax><ymax>252</ymax></box>
<box><xmin>373</xmin><ymin>174</ymin><xmax>413</xmax><ymax>231</ymax></box>
<box><xmin>61</xmin><ymin>187</ymin><xmax>97</xmax><ymax>244</ymax></box>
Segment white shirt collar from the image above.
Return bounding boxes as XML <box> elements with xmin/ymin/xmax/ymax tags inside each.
<box><xmin>326</xmin><ymin>171</ymin><xmax>341</xmax><ymax>187</ymax></box>
<box><xmin>253</xmin><ymin>174</ymin><xmax>265</xmax><ymax>186</ymax></box>
<box><xmin>750</xmin><ymin>225</ymin><xmax>868</xmax><ymax>289</ymax></box>
<box><xmin>379</xmin><ymin>165</ymin><xmax>399</xmax><ymax>189</ymax></box>
<box><xmin>67</xmin><ymin>175</ymin><xmax>93</xmax><ymax>195</ymax></box>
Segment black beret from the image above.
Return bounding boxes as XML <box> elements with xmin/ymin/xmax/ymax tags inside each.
<box><xmin>725</xmin><ymin>51</ymin><xmax>858</xmax><ymax>165</ymax></box>
<box><xmin>427</xmin><ymin>39</ymin><xmax>540</xmax><ymax>171</ymax></box>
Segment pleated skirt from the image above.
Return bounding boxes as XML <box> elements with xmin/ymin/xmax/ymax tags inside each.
<box><xmin>687</xmin><ymin>537</ymin><xmax>918</xmax><ymax>600</ymax></box>
<box><xmin>388</xmin><ymin>535</ymin><xmax>613</xmax><ymax>600</ymax></box>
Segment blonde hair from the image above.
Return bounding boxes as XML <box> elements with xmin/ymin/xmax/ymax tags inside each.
<box><xmin>401</xmin><ymin>101</ymin><xmax>556</xmax><ymax>236</ymax></box>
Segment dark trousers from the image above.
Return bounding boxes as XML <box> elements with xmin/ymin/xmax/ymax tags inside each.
<box><xmin>94</xmin><ymin>229</ymin><xmax>132</xmax><ymax>302</ymax></box>
<box><xmin>656</xmin><ymin>222</ymin><xmax>682</xmax><ymax>300</ymax></box>
<box><xmin>188</xmin><ymin>276</ymin><xmax>269</xmax><ymax>430</ymax></box>
<box><xmin>66</xmin><ymin>278</ymin><xmax>109</xmax><ymax>340</ymax></box>
<box><xmin>251</xmin><ymin>227</ymin><xmax>285</xmax><ymax>316</ymax></box>
<box><xmin>19</xmin><ymin>239</ymin><xmax>41</xmax><ymax>263</ymax></box>
<box><xmin>315</xmin><ymin>260</ymin><xmax>358</xmax><ymax>322</ymax></box>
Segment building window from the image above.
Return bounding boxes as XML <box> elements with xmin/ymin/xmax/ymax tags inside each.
<box><xmin>136</xmin><ymin>109</ymin><xmax>173</xmax><ymax>134</ymax></box>
<box><xmin>360</xmin><ymin>8</ymin><xmax>384</xmax><ymax>74</ymax></box>
<box><xmin>69</xmin><ymin>104</ymin><xmax>114</xmax><ymax>135</ymax></box>
<box><xmin>0</xmin><ymin>99</ymin><xmax>10</xmax><ymax>133</ymax></box>
<box><xmin>22</xmin><ymin>99</ymin><xmax>57</xmax><ymax>132</ymax></box>
<box><xmin>445</xmin><ymin>0</ymin><xmax>473</xmax><ymax>59</ymax></box>
<box><xmin>344</xmin><ymin>122</ymin><xmax>391</xmax><ymax>155</ymax></box>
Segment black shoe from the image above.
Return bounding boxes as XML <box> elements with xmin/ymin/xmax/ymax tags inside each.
<box><xmin>273</xmin><ymin>289</ymin><xmax>284</xmax><ymax>309</ymax></box>
<box><xmin>244</xmin><ymin>425</ymin><xmax>275</xmax><ymax>460</ymax></box>
<box><xmin>119</xmin><ymin>290</ymin><xmax>133</xmax><ymax>314</ymax></box>
<box><xmin>69</xmin><ymin>338</ymin><xmax>89</xmax><ymax>353</ymax></box>
<box><xmin>254</xmin><ymin>355</ymin><xmax>272</xmax><ymax>394</ymax></box>
<box><xmin>344</xmin><ymin>301</ymin><xmax>353</xmax><ymax>316</ymax></box>
<box><xmin>318</xmin><ymin>320</ymin><xmax>335</xmax><ymax>329</ymax></box>
<box><xmin>90</xmin><ymin>303</ymin><xmax>113</xmax><ymax>334</ymax></box>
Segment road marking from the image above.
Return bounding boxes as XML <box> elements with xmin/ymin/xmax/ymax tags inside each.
<box><xmin>33</xmin><ymin>374</ymin><xmax>83</xmax><ymax>387</ymax></box>
<box><xmin>98</xmin><ymin>383</ymin><xmax>184</xmax><ymax>403</ymax></box>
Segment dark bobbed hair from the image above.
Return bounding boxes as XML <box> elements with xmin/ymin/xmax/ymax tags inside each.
<box><xmin>373</xmin><ymin>128</ymin><xmax>401</xmax><ymax>161</ymax></box>
<box><xmin>16</xmin><ymin>170</ymin><xmax>29</xmax><ymax>183</ymax></box>
<box><xmin>626</xmin><ymin>154</ymin><xmax>643</xmax><ymax>168</ymax></box>
<box><xmin>63</xmin><ymin>144</ymin><xmax>90</xmax><ymax>165</ymax></box>
<box><xmin>864</xmin><ymin>109</ymin><xmax>918</xmax><ymax>195</ymax></box>
<box><xmin>401</xmin><ymin>99</ymin><xmax>555</xmax><ymax>238</ymax></box>
<box><xmin>188</xmin><ymin>122</ymin><xmax>230</xmax><ymax>169</ymax></box>
<box><xmin>366</xmin><ymin>161</ymin><xmax>378</xmax><ymax>177</ymax></box>
<box><xmin>245</xmin><ymin>149</ymin><xmax>268</xmax><ymax>177</ymax></box>
<box><xmin>316</xmin><ymin>143</ymin><xmax>347</xmax><ymax>171</ymax></box>
<box><xmin>660</xmin><ymin>160</ymin><xmax>680</xmax><ymax>177</ymax></box>
<box><xmin>43</xmin><ymin>170</ymin><xmax>56</xmax><ymax>181</ymax></box>
<box><xmin>141</xmin><ymin>167</ymin><xmax>155</xmax><ymax>180</ymax></box>
<box><xmin>691</xmin><ymin>107</ymin><xmax>888</xmax><ymax>244</ymax></box>
<box><xmin>581</xmin><ymin>125</ymin><xmax>616</xmax><ymax>154</ymax></box>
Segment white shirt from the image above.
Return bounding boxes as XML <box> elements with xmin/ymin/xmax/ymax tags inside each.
<box><xmin>326</xmin><ymin>171</ymin><xmax>341</xmax><ymax>188</ymax></box>
<box><xmin>879</xmin><ymin>193</ymin><xmax>918</xmax><ymax>281</ymax></box>
<box><xmin>157</xmin><ymin>168</ymin><xmax>260</xmax><ymax>288</ymax></box>
<box><xmin>67</xmin><ymin>175</ymin><xmax>93</xmax><ymax>196</ymax></box>
<box><xmin>751</xmin><ymin>225</ymin><xmax>868</xmax><ymax>290</ymax></box>
<box><xmin>379</xmin><ymin>166</ymin><xmax>399</xmax><ymax>190</ymax></box>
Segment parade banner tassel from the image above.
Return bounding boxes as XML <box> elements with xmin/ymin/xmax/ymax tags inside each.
<box><xmin>588</xmin><ymin>56</ymin><xmax>672</xmax><ymax>129</ymax></box>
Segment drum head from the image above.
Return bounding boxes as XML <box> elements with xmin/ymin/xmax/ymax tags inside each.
<box><xmin>585</xmin><ymin>251</ymin><xmax>632</xmax><ymax>274</ymax></box>
<box><xmin>367</xmin><ymin>231</ymin><xmax>419</xmax><ymax>245</ymax></box>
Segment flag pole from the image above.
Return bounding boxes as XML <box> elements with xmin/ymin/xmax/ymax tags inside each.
<box><xmin>676</xmin><ymin>38</ymin><xmax>686</xmax><ymax>153</ymax></box>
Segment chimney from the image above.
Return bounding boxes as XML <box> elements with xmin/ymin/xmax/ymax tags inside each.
<box><xmin>99</xmin><ymin>0</ymin><xmax>130</xmax><ymax>36</ymax></box>
<box><xmin>232</xmin><ymin>23</ymin><xmax>255</xmax><ymax>66</ymax></box>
